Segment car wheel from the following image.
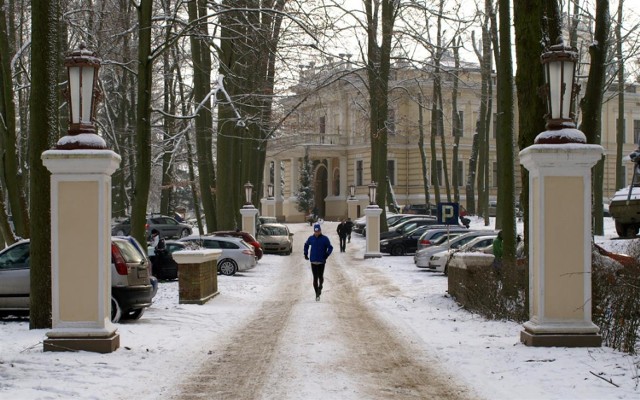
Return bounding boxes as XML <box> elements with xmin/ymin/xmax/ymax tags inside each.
<box><xmin>121</xmin><ymin>308</ymin><xmax>145</xmax><ymax>321</ymax></box>
<box><xmin>218</xmin><ymin>258</ymin><xmax>237</xmax><ymax>276</ymax></box>
<box><xmin>180</xmin><ymin>228</ymin><xmax>190</xmax><ymax>238</ymax></box>
<box><xmin>111</xmin><ymin>297</ymin><xmax>122</xmax><ymax>323</ymax></box>
<box><xmin>390</xmin><ymin>244</ymin><xmax>405</xmax><ymax>256</ymax></box>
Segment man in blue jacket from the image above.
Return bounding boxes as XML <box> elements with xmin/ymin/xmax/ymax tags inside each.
<box><xmin>303</xmin><ymin>223</ymin><xmax>334</xmax><ymax>301</ymax></box>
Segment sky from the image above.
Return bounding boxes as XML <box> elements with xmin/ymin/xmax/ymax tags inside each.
<box><xmin>0</xmin><ymin>217</ymin><xmax>638</xmax><ymax>399</ymax></box>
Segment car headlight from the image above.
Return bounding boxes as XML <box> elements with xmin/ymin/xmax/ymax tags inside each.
<box><xmin>380</xmin><ymin>240</ymin><xmax>389</xmax><ymax>245</ymax></box>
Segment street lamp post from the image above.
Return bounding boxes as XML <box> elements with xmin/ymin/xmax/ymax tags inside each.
<box><xmin>347</xmin><ymin>184</ymin><xmax>358</xmax><ymax>223</ymax></box>
<box><xmin>42</xmin><ymin>43</ymin><xmax>121</xmax><ymax>353</ymax></box>
<box><xmin>267</xmin><ymin>183</ymin><xmax>274</xmax><ymax>199</ymax></box>
<box><xmin>364</xmin><ymin>181</ymin><xmax>382</xmax><ymax>259</ymax></box>
<box><xmin>519</xmin><ymin>39</ymin><xmax>603</xmax><ymax>347</ymax></box>
<box><xmin>241</xmin><ymin>181</ymin><xmax>258</xmax><ymax>236</ymax></box>
<box><xmin>349</xmin><ymin>184</ymin><xmax>356</xmax><ymax>199</ymax></box>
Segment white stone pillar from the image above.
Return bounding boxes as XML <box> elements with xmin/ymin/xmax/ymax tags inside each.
<box><xmin>348</xmin><ymin>198</ymin><xmax>359</xmax><ymax>221</ymax></box>
<box><xmin>240</xmin><ymin>205</ymin><xmax>259</xmax><ymax>237</ymax></box>
<box><xmin>519</xmin><ymin>144</ymin><xmax>603</xmax><ymax>347</ymax></box>
<box><xmin>290</xmin><ymin>156</ymin><xmax>299</xmax><ymax>195</ymax></box>
<box><xmin>364</xmin><ymin>205</ymin><xmax>383</xmax><ymax>258</ymax></box>
<box><xmin>42</xmin><ymin>150</ymin><xmax>121</xmax><ymax>353</ymax></box>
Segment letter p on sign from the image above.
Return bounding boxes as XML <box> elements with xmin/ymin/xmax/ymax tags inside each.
<box><xmin>437</xmin><ymin>202</ymin><xmax>459</xmax><ymax>224</ymax></box>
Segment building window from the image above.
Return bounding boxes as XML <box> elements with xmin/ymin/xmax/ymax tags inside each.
<box><xmin>634</xmin><ymin>120</ymin><xmax>640</xmax><ymax>144</ymax></box>
<box><xmin>492</xmin><ymin>162</ymin><xmax>498</xmax><ymax>187</ymax></box>
<box><xmin>356</xmin><ymin>160</ymin><xmax>363</xmax><ymax>186</ymax></box>
<box><xmin>456</xmin><ymin>161</ymin><xmax>463</xmax><ymax>187</ymax></box>
<box><xmin>319</xmin><ymin>116</ymin><xmax>326</xmax><ymax>134</ymax></box>
<box><xmin>431</xmin><ymin>159</ymin><xmax>443</xmax><ymax>186</ymax></box>
<box><xmin>617</xmin><ymin>118</ymin><xmax>626</xmax><ymax>144</ymax></box>
<box><xmin>453</xmin><ymin>110</ymin><xmax>463</xmax><ymax>137</ymax></box>
<box><xmin>387</xmin><ymin>160</ymin><xmax>396</xmax><ymax>185</ymax></box>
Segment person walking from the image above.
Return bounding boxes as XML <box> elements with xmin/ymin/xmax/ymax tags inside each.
<box><xmin>337</xmin><ymin>220</ymin><xmax>348</xmax><ymax>252</ymax></box>
<box><xmin>344</xmin><ymin>217</ymin><xmax>354</xmax><ymax>243</ymax></box>
<box><xmin>303</xmin><ymin>223</ymin><xmax>333</xmax><ymax>301</ymax></box>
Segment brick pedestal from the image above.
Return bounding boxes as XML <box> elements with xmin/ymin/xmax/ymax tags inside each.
<box><xmin>173</xmin><ymin>250</ymin><xmax>221</xmax><ymax>305</ymax></box>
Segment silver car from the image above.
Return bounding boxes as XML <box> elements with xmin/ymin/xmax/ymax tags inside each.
<box><xmin>179</xmin><ymin>235</ymin><xmax>257</xmax><ymax>276</ymax></box>
<box><xmin>256</xmin><ymin>223</ymin><xmax>294</xmax><ymax>255</ymax></box>
<box><xmin>0</xmin><ymin>237</ymin><xmax>155</xmax><ymax>323</ymax></box>
<box><xmin>414</xmin><ymin>230</ymin><xmax>498</xmax><ymax>268</ymax></box>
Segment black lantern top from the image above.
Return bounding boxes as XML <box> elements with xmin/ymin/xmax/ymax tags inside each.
<box><xmin>536</xmin><ymin>39</ymin><xmax>585</xmax><ymax>144</ymax></box>
<box><xmin>244</xmin><ymin>182</ymin><xmax>254</xmax><ymax>205</ymax></box>
<box><xmin>57</xmin><ymin>42</ymin><xmax>106</xmax><ymax>149</ymax></box>
<box><xmin>368</xmin><ymin>181</ymin><xmax>377</xmax><ymax>205</ymax></box>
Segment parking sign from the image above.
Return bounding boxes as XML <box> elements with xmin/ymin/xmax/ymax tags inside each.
<box><xmin>437</xmin><ymin>202</ymin><xmax>459</xmax><ymax>224</ymax></box>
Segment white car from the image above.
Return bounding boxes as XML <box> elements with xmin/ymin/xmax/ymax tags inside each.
<box><xmin>414</xmin><ymin>230</ymin><xmax>498</xmax><ymax>268</ymax></box>
<box><xmin>179</xmin><ymin>235</ymin><xmax>257</xmax><ymax>276</ymax></box>
<box><xmin>427</xmin><ymin>234</ymin><xmax>497</xmax><ymax>274</ymax></box>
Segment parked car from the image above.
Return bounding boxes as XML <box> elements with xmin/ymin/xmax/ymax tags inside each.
<box><xmin>417</xmin><ymin>227</ymin><xmax>470</xmax><ymax>251</ymax></box>
<box><xmin>0</xmin><ymin>237</ymin><xmax>156</xmax><ymax>323</ymax></box>
<box><xmin>258</xmin><ymin>216</ymin><xmax>277</xmax><ymax>226</ymax></box>
<box><xmin>213</xmin><ymin>231</ymin><xmax>263</xmax><ymax>260</ymax></box>
<box><xmin>380</xmin><ymin>217</ymin><xmax>438</xmax><ymax>240</ymax></box>
<box><xmin>428</xmin><ymin>234</ymin><xmax>497</xmax><ymax>274</ymax></box>
<box><xmin>256</xmin><ymin>223</ymin><xmax>294</xmax><ymax>255</ymax></box>
<box><xmin>179</xmin><ymin>235</ymin><xmax>257</xmax><ymax>276</ymax></box>
<box><xmin>380</xmin><ymin>225</ymin><xmax>432</xmax><ymax>256</ymax></box>
<box><xmin>353</xmin><ymin>213</ymin><xmax>405</xmax><ymax>236</ymax></box>
<box><xmin>414</xmin><ymin>230</ymin><xmax>499</xmax><ymax>268</ymax></box>
<box><xmin>147</xmin><ymin>240</ymin><xmax>190</xmax><ymax>280</ymax></box>
<box><xmin>112</xmin><ymin>214</ymin><xmax>193</xmax><ymax>239</ymax></box>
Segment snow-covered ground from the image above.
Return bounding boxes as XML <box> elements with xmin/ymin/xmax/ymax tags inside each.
<box><xmin>0</xmin><ymin>217</ymin><xmax>638</xmax><ymax>399</ymax></box>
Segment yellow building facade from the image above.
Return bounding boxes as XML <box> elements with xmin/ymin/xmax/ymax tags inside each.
<box><xmin>263</xmin><ymin>62</ymin><xmax>639</xmax><ymax>222</ymax></box>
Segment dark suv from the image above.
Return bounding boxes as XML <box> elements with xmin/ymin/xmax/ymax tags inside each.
<box><xmin>112</xmin><ymin>214</ymin><xmax>192</xmax><ymax>239</ymax></box>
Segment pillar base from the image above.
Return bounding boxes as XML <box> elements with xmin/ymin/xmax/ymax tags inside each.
<box><xmin>364</xmin><ymin>252</ymin><xmax>383</xmax><ymax>259</ymax></box>
<box><xmin>520</xmin><ymin>330</ymin><xmax>601</xmax><ymax>347</ymax></box>
<box><xmin>44</xmin><ymin>332</ymin><xmax>120</xmax><ymax>353</ymax></box>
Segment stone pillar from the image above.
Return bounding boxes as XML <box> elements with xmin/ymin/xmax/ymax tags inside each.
<box><xmin>519</xmin><ymin>144</ymin><xmax>603</xmax><ymax>347</ymax></box>
<box><xmin>261</xmin><ymin>198</ymin><xmax>276</xmax><ymax>218</ymax></box>
<box><xmin>273</xmin><ymin>159</ymin><xmax>282</xmax><ymax>202</ymax></box>
<box><xmin>173</xmin><ymin>250</ymin><xmax>221</xmax><ymax>304</ymax></box>
<box><xmin>348</xmin><ymin>198</ymin><xmax>359</xmax><ymax>221</ymax></box>
<box><xmin>241</xmin><ymin>205</ymin><xmax>259</xmax><ymax>237</ymax></box>
<box><xmin>42</xmin><ymin>150</ymin><xmax>121</xmax><ymax>353</ymax></box>
<box><xmin>364</xmin><ymin>205</ymin><xmax>383</xmax><ymax>258</ymax></box>
<box><xmin>339</xmin><ymin>157</ymin><xmax>347</xmax><ymax>198</ymax></box>
<box><xmin>290</xmin><ymin>156</ymin><xmax>299</xmax><ymax>194</ymax></box>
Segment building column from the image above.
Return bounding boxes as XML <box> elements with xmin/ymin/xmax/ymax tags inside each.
<box><xmin>339</xmin><ymin>156</ymin><xmax>347</xmax><ymax>198</ymax></box>
<box><xmin>274</xmin><ymin>158</ymin><xmax>282</xmax><ymax>202</ymax></box>
<box><xmin>42</xmin><ymin>150</ymin><xmax>121</xmax><ymax>353</ymax></box>
<box><xmin>364</xmin><ymin>205</ymin><xmax>383</xmax><ymax>259</ymax></box>
<box><xmin>519</xmin><ymin>144</ymin><xmax>603</xmax><ymax>347</ymax></box>
<box><xmin>290</xmin><ymin>156</ymin><xmax>299</xmax><ymax>195</ymax></box>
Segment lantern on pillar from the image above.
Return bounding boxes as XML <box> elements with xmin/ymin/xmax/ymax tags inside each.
<box><xmin>349</xmin><ymin>184</ymin><xmax>356</xmax><ymax>199</ymax></box>
<box><xmin>267</xmin><ymin>183</ymin><xmax>274</xmax><ymax>199</ymax></box>
<box><xmin>244</xmin><ymin>182</ymin><xmax>254</xmax><ymax>205</ymax></box>
<box><xmin>368</xmin><ymin>181</ymin><xmax>377</xmax><ymax>205</ymax></box>
<box><xmin>58</xmin><ymin>42</ymin><xmax>106</xmax><ymax>150</ymax></box>
<box><xmin>536</xmin><ymin>39</ymin><xmax>584</xmax><ymax>144</ymax></box>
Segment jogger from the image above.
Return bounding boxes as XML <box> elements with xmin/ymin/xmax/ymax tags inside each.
<box><xmin>303</xmin><ymin>223</ymin><xmax>333</xmax><ymax>301</ymax></box>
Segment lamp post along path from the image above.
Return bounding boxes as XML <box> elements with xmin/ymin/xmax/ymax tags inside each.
<box><xmin>43</xmin><ymin>43</ymin><xmax>121</xmax><ymax>353</ymax></box>
<box><xmin>241</xmin><ymin>182</ymin><xmax>258</xmax><ymax>237</ymax></box>
<box><xmin>519</xmin><ymin>39</ymin><xmax>603</xmax><ymax>347</ymax></box>
<box><xmin>364</xmin><ymin>181</ymin><xmax>382</xmax><ymax>259</ymax></box>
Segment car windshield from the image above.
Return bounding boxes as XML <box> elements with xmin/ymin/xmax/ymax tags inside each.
<box><xmin>259</xmin><ymin>226</ymin><xmax>288</xmax><ymax>236</ymax></box>
<box><xmin>114</xmin><ymin>240</ymin><xmax>144</xmax><ymax>263</ymax></box>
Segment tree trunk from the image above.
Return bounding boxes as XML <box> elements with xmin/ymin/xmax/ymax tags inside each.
<box><xmin>579</xmin><ymin>0</ymin><xmax>610</xmax><ymax>236</ymax></box>
<box><xmin>418</xmin><ymin>95</ymin><xmax>431</xmax><ymax>208</ymax></box>
<box><xmin>0</xmin><ymin>0</ymin><xmax>29</xmax><ymax>241</ymax></box>
<box><xmin>496</xmin><ymin>0</ymin><xmax>517</xmax><ymax>263</ymax></box>
<box><xmin>514</xmin><ymin>0</ymin><xmax>550</xmax><ymax>260</ymax></box>
<box><xmin>452</xmin><ymin>38</ymin><xmax>462</xmax><ymax>205</ymax></box>
<box><xmin>615</xmin><ymin>0</ymin><xmax>625</xmax><ymax>190</ymax></box>
<box><xmin>131</xmin><ymin>0</ymin><xmax>154</xmax><ymax>247</ymax></box>
<box><xmin>29</xmin><ymin>0</ymin><xmax>59</xmax><ymax>329</ymax></box>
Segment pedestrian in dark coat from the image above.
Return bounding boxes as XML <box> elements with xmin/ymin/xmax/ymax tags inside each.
<box><xmin>344</xmin><ymin>218</ymin><xmax>354</xmax><ymax>243</ymax></box>
<box><xmin>337</xmin><ymin>220</ymin><xmax>348</xmax><ymax>252</ymax></box>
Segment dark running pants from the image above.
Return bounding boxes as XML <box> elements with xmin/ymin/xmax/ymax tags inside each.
<box><xmin>311</xmin><ymin>262</ymin><xmax>325</xmax><ymax>296</ymax></box>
